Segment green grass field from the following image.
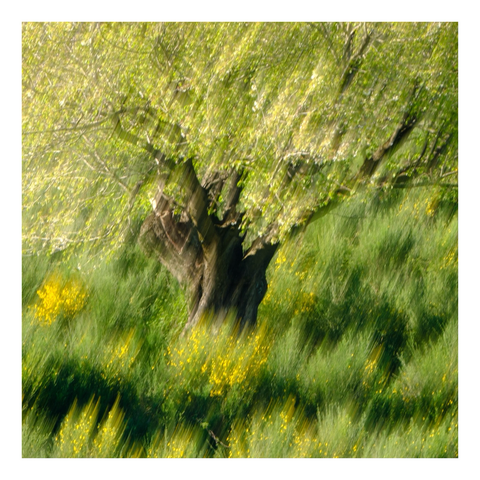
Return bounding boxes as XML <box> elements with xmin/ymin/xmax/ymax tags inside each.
<box><xmin>22</xmin><ymin>186</ymin><xmax>457</xmax><ymax>458</ymax></box>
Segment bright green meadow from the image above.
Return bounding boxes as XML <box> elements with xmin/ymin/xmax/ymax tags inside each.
<box><xmin>22</xmin><ymin>186</ymin><xmax>457</xmax><ymax>458</ymax></box>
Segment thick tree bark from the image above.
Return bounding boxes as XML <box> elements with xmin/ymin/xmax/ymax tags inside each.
<box><xmin>110</xmin><ymin>114</ymin><xmax>280</xmax><ymax>331</ymax></box>
<box><xmin>138</xmin><ymin>159</ymin><xmax>278</xmax><ymax>331</ymax></box>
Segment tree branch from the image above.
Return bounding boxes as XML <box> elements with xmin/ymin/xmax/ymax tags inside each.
<box><xmin>180</xmin><ymin>158</ymin><xmax>218</xmax><ymax>247</ymax></box>
<box><xmin>358</xmin><ymin>83</ymin><xmax>421</xmax><ymax>178</ymax></box>
<box><xmin>23</xmin><ymin>117</ymin><xmax>112</xmax><ymax>136</ymax></box>
<box><xmin>338</xmin><ymin>26</ymin><xmax>372</xmax><ymax>94</ymax></box>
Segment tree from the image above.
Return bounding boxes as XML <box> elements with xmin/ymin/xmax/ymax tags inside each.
<box><xmin>22</xmin><ymin>22</ymin><xmax>458</xmax><ymax>330</ymax></box>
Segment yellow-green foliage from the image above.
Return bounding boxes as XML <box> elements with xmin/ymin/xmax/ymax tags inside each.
<box><xmin>22</xmin><ymin>187</ymin><xmax>457</xmax><ymax>458</ymax></box>
<box><xmin>52</xmin><ymin>396</ymin><xmax>128</xmax><ymax>458</ymax></box>
<box><xmin>166</xmin><ymin>321</ymin><xmax>270</xmax><ymax>397</ymax></box>
<box><xmin>227</xmin><ymin>398</ymin><xmax>352</xmax><ymax>458</ymax></box>
<box><xmin>92</xmin><ymin>397</ymin><xmax>128</xmax><ymax>457</ymax></box>
<box><xmin>146</xmin><ymin>424</ymin><xmax>206</xmax><ymax>458</ymax></box>
<box><xmin>32</xmin><ymin>272</ymin><xmax>87</xmax><ymax>325</ymax></box>
<box><xmin>99</xmin><ymin>329</ymin><xmax>141</xmax><ymax>384</ymax></box>
<box><xmin>227</xmin><ymin>396</ymin><xmax>307</xmax><ymax>457</ymax></box>
<box><xmin>226</xmin><ymin>400</ymin><xmax>457</xmax><ymax>458</ymax></box>
<box><xmin>53</xmin><ymin>397</ymin><xmax>99</xmax><ymax>457</ymax></box>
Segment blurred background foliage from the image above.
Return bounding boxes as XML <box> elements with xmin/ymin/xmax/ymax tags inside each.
<box><xmin>22</xmin><ymin>22</ymin><xmax>457</xmax><ymax>254</ymax></box>
<box><xmin>22</xmin><ymin>185</ymin><xmax>457</xmax><ymax>457</ymax></box>
<box><xmin>22</xmin><ymin>22</ymin><xmax>457</xmax><ymax>457</ymax></box>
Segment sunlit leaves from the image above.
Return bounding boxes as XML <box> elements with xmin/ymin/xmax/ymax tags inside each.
<box><xmin>22</xmin><ymin>22</ymin><xmax>457</xmax><ymax>254</ymax></box>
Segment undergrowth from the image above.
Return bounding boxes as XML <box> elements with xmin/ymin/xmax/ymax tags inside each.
<box><xmin>22</xmin><ymin>186</ymin><xmax>457</xmax><ymax>457</ymax></box>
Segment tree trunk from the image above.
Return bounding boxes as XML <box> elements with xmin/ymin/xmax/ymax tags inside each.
<box><xmin>138</xmin><ymin>161</ymin><xmax>278</xmax><ymax>331</ymax></box>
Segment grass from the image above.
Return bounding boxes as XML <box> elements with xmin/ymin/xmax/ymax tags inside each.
<box><xmin>22</xmin><ymin>185</ymin><xmax>457</xmax><ymax>457</ymax></box>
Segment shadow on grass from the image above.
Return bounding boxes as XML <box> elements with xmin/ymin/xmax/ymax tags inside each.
<box><xmin>23</xmin><ymin>357</ymin><xmax>165</xmax><ymax>442</ymax></box>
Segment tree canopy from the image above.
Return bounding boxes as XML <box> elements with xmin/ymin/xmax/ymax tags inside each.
<box><xmin>22</xmin><ymin>22</ymin><xmax>457</xmax><ymax>258</ymax></box>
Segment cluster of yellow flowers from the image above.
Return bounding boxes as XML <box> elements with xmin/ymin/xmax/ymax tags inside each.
<box><xmin>291</xmin><ymin>419</ymin><xmax>325</xmax><ymax>457</ymax></box>
<box><xmin>102</xmin><ymin>330</ymin><xmax>138</xmax><ymax>379</ymax></box>
<box><xmin>54</xmin><ymin>398</ymin><xmax>99</xmax><ymax>457</ymax></box>
<box><xmin>226</xmin><ymin>420</ymin><xmax>248</xmax><ymax>457</ymax></box>
<box><xmin>33</xmin><ymin>272</ymin><xmax>87</xmax><ymax>325</ymax></box>
<box><xmin>227</xmin><ymin>397</ymin><xmax>336</xmax><ymax>458</ymax></box>
<box><xmin>274</xmin><ymin>251</ymin><xmax>288</xmax><ymax>269</ymax></box>
<box><xmin>53</xmin><ymin>396</ymin><xmax>127</xmax><ymax>458</ymax></box>
<box><xmin>92</xmin><ymin>397</ymin><xmax>126</xmax><ymax>457</ymax></box>
<box><xmin>293</xmin><ymin>291</ymin><xmax>316</xmax><ymax>316</ymax></box>
<box><xmin>397</xmin><ymin>194</ymin><xmax>442</xmax><ymax>220</ymax></box>
<box><xmin>441</xmin><ymin>247</ymin><xmax>457</xmax><ymax>270</ymax></box>
<box><xmin>163</xmin><ymin>426</ymin><xmax>198</xmax><ymax>458</ymax></box>
<box><xmin>278</xmin><ymin>396</ymin><xmax>296</xmax><ymax>436</ymax></box>
<box><xmin>146</xmin><ymin>424</ymin><xmax>206</xmax><ymax>458</ymax></box>
<box><xmin>209</xmin><ymin>329</ymin><xmax>269</xmax><ymax>397</ymax></box>
<box><xmin>167</xmin><ymin>323</ymin><xmax>270</xmax><ymax>398</ymax></box>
